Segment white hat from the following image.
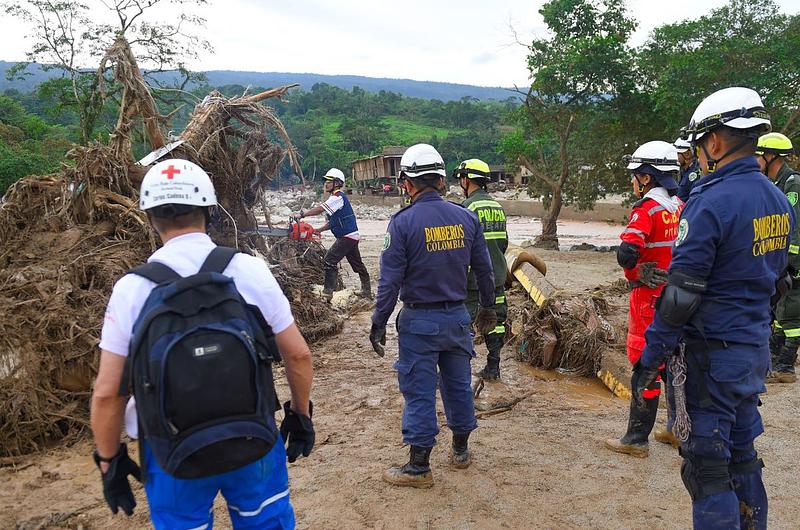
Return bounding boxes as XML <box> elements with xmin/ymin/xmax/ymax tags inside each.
<box><xmin>684</xmin><ymin>87</ymin><xmax>771</xmax><ymax>142</ymax></box>
<box><xmin>626</xmin><ymin>141</ymin><xmax>680</xmax><ymax>172</ymax></box>
<box><xmin>400</xmin><ymin>143</ymin><xmax>446</xmax><ymax>178</ymax></box>
<box><xmin>323</xmin><ymin>168</ymin><xmax>345</xmax><ymax>184</ymax></box>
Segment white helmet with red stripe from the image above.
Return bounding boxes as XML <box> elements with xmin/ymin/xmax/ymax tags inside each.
<box><xmin>139</xmin><ymin>159</ymin><xmax>217</xmax><ymax>211</ymax></box>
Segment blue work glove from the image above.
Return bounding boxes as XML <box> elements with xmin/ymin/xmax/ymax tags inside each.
<box><xmin>369</xmin><ymin>323</ymin><xmax>386</xmax><ymax>357</ymax></box>
<box><xmin>631</xmin><ymin>361</ymin><xmax>661</xmax><ymax>409</ymax></box>
<box><xmin>280</xmin><ymin>401</ymin><xmax>315</xmax><ymax>463</ymax></box>
<box><xmin>93</xmin><ymin>443</ymin><xmax>141</xmax><ymax>516</ymax></box>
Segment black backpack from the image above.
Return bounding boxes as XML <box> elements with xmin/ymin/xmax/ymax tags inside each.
<box><xmin>122</xmin><ymin>247</ymin><xmax>280</xmax><ymax>479</ymax></box>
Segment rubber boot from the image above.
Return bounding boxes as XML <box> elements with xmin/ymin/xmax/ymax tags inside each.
<box><xmin>478</xmin><ymin>337</ymin><xmax>502</xmax><ymax>381</ymax></box>
<box><xmin>382</xmin><ymin>445</ymin><xmax>433</xmax><ymax>488</ymax></box>
<box><xmin>451</xmin><ymin>432</ymin><xmax>471</xmax><ymax>469</ymax></box>
<box><xmin>766</xmin><ymin>338</ymin><xmax>798</xmax><ymax>383</ymax></box>
<box><xmin>604</xmin><ymin>394</ymin><xmax>659</xmax><ymax>458</ymax></box>
<box><xmin>322</xmin><ymin>268</ymin><xmax>337</xmax><ymax>301</ymax></box>
<box><xmin>477</xmin><ymin>357</ymin><xmax>500</xmax><ymax>381</ymax></box>
<box><xmin>359</xmin><ymin>273</ymin><xmax>373</xmax><ymax>299</ymax></box>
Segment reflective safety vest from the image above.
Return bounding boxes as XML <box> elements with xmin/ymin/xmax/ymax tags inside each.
<box><xmin>621</xmin><ymin>196</ymin><xmax>683</xmax><ymax>362</ymax></box>
<box><xmin>463</xmin><ymin>189</ymin><xmax>508</xmax><ymax>290</ymax></box>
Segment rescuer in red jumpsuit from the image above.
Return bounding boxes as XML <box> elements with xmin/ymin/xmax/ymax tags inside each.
<box><xmin>605</xmin><ymin>141</ymin><xmax>683</xmax><ymax>457</ymax></box>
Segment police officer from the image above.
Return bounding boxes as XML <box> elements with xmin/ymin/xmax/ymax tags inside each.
<box><xmin>634</xmin><ymin>87</ymin><xmax>793</xmax><ymax>530</ymax></box>
<box><xmin>91</xmin><ymin>159</ymin><xmax>314</xmax><ymax>528</ymax></box>
<box><xmin>675</xmin><ymin>137</ymin><xmax>701</xmax><ymax>202</ymax></box>
<box><xmin>605</xmin><ymin>141</ymin><xmax>682</xmax><ymax>457</ymax></box>
<box><xmin>295</xmin><ymin>168</ymin><xmax>372</xmax><ymax>299</ymax></box>
<box><xmin>756</xmin><ymin>133</ymin><xmax>800</xmax><ymax>383</ymax></box>
<box><xmin>370</xmin><ymin>144</ymin><xmax>496</xmax><ymax>488</ymax></box>
<box><xmin>454</xmin><ymin>158</ymin><xmax>509</xmax><ymax>381</ymax></box>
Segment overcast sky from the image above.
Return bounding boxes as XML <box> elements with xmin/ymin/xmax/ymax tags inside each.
<box><xmin>2</xmin><ymin>0</ymin><xmax>798</xmax><ymax>87</ymax></box>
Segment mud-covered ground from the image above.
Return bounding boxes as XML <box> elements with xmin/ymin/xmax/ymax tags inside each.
<box><xmin>1</xmin><ymin>219</ymin><xmax>799</xmax><ymax>529</ymax></box>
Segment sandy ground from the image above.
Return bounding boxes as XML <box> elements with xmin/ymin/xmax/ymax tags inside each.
<box><xmin>1</xmin><ymin>220</ymin><xmax>799</xmax><ymax>529</ymax></box>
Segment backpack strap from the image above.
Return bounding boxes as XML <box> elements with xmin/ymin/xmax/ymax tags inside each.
<box><xmin>199</xmin><ymin>246</ymin><xmax>239</xmax><ymax>274</ymax></box>
<box><xmin>128</xmin><ymin>262</ymin><xmax>182</xmax><ymax>284</ymax></box>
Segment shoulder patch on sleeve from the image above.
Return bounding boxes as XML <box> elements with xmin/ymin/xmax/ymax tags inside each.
<box><xmin>675</xmin><ymin>218</ymin><xmax>689</xmax><ymax>246</ymax></box>
<box><xmin>787</xmin><ymin>191</ymin><xmax>798</xmax><ymax>206</ymax></box>
<box><xmin>382</xmin><ymin>232</ymin><xmax>391</xmax><ymax>251</ymax></box>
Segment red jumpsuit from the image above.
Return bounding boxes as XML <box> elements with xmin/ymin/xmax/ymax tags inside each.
<box><xmin>621</xmin><ymin>196</ymin><xmax>683</xmax><ymax>397</ymax></box>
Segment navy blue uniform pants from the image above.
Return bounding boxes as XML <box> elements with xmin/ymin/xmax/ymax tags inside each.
<box><xmin>395</xmin><ymin>304</ymin><xmax>478</xmax><ymax>447</ymax></box>
<box><xmin>681</xmin><ymin>343</ymin><xmax>769</xmax><ymax>530</ymax></box>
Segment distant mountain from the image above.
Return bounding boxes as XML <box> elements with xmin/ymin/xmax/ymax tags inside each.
<box><xmin>0</xmin><ymin>61</ymin><xmax>516</xmax><ymax>102</ymax></box>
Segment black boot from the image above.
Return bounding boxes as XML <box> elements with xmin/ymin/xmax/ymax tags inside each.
<box><xmin>322</xmin><ymin>268</ymin><xmax>337</xmax><ymax>301</ymax></box>
<box><xmin>478</xmin><ymin>357</ymin><xmax>500</xmax><ymax>381</ymax></box>
<box><xmin>382</xmin><ymin>445</ymin><xmax>433</xmax><ymax>488</ymax></box>
<box><xmin>359</xmin><ymin>273</ymin><xmax>373</xmax><ymax>299</ymax></box>
<box><xmin>604</xmin><ymin>394</ymin><xmax>659</xmax><ymax>458</ymax></box>
<box><xmin>451</xmin><ymin>432</ymin><xmax>471</xmax><ymax>469</ymax></box>
<box><xmin>478</xmin><ymin>336</ymin><xmax>503</xmax><ymax>381</ymax></box>
<box><xmin>767</xmin><ymin>339</ymin><xmax>798</xmax><ymax>383</ymax></box>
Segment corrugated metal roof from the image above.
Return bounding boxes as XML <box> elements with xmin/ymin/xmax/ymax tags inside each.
<box><xmin>382</xmin><ymin>146</ymin><xmax>407</xmax><ymax>156</ymax></box>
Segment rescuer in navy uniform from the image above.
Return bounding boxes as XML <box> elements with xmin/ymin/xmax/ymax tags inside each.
<box><xmin>634</xmin><ymin>87</ymin><xmax>794</xmax><ymax>530</ymax></box>
<box><xmin>370</xmin><ymin>143</ymin><xmax>496</xmax><ymax>488</ymax></box>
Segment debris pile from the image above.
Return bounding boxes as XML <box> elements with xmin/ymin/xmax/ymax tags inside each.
<box><xmin>510</xmin><ymin>286</ymin><xmax>623</xmax><ymax>377</ymax></box>
<box><xmin>0</xmin><ymin>36</ymin><xmax>339</xmax><ymax>458</ymax></box>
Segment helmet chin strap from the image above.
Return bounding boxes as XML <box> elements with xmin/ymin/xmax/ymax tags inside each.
<box><xmin>700</xmin><ymin>136</ymin><xmax>751</xmax><ymax>173</ymax></box>
<box><xmin>762</xmin><ymin>154</ymin><xmax>780</xmax><ymax>177</ymax></box>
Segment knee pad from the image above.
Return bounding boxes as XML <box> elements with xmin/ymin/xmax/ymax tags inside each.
<box><xmin>680</xmin><ymin>451</ymin><xmax>733</xmax><ymax>501</ymax></box>
<box><xmin>729</xmin><ymin>449</ymin><xmax>764</xmax><ymax>477</ymax></box>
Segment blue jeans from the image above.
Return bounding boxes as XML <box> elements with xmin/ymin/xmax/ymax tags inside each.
<box><xmin>681</xmin><ymin>343</ymin><xmax>769</xmax><ymax>530</ymax></box>
<box><xmin>143</xmin><ymin>438</ymin><xmax>295</xmax><ymax>529</ymax></box>
<box><xmin>395</xmin><ymin>304</ymin><xmax>477</xmax><ymax>447</ymax></box>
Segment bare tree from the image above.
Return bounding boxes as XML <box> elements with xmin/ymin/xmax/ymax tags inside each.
<box><xmin>4</xmin><ymin>0</ymin><xmax>212</xmax><ymax>143</ymax></box>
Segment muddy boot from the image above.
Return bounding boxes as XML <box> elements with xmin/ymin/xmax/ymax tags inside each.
<box><xmin>653</xmin><ymin>428</ymin><xmax>679</xmax><ymax>448</ymax></box>
<box><xmin>359</xmin><ymin>273</ymin><xmax>373</xmax><ymax>299</ymax></box>
<box><xmin>451</xmin><ymin>432</ymin><xmax>471</xmax><ymax>469</ymax></box>
<box><xmin>477</xmin><ymin>357</ymin><xmax>500</xmax><ymax>382</ymax></box>
<box><xmin>382</xmin><ymin>445</ymin><xmax>433</xmax><ymax>488</ymax></box>
<box><xmin>766</xmin><ymin>340</ymin><xmax>798</xmax><ymax>383</ymax></box>
<box><xmin>322</xmin><ymin>268</ymin><xmax>337</xmax><ymax>301</ymax></box>
<box><xmin>604</xmin><ymin>395</ymin><xmax>659</xmax><ymax>458</ymax></box>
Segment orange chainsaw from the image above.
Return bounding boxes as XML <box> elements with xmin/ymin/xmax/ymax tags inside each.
<box><xmin>256</xmin><ymin>216</ymin><xmax>320</xmax><ymax>241</ymax></box>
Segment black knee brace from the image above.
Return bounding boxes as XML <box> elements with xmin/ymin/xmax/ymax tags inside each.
<box><xmin>729</xmin><ymin>449</ymin><xmax>765</xmax><ymax>477</ymax></box>
<box><xmin>680</xmin><ymin>450</ymin><xmax>734</xmax><ymax>501</ymax></box>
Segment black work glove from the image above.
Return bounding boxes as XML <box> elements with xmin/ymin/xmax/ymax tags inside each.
<box><xmin>369</xmin><ymin>322</ymin><xmax>386</xmax><ymax>357</ymax></box>
<box><xmin>631</xmin><ymin>362</ymin><xmax>661</xmax><ymax>409</ymax></box>
<box><xmin>637</xmin><ymin>261</ymin><xmax>668</xmax><ymax>289</ymax></box>
<box><xmin>473</xmin><ymin>306</ymin><xmax>497</xmax><ymax>335</ymax></box>
<box><xmin>93</xmin><ymin>443</ymin><xmax>141</xmax><ymax>516</ymax></box>
<box><xmin>280</xmin><ymin>400</ymin><xmax>315</xmax><ymax>463</ymax></box>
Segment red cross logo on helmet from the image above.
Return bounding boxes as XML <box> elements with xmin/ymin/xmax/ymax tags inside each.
<box><xmin>161</xmin><ymin>164</ymin><xmax>181</xmax><ymax>180</ymax></box>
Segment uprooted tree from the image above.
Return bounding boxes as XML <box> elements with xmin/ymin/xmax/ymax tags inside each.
<box><xmin>500</xmin><ymin>0</ymin><xmax>637</xmax><ymax>249</ymax></box>
<box><xmin>0</xmin><ymin>31</ymin><xmax>343</xmax><ymax>458</ymax></box>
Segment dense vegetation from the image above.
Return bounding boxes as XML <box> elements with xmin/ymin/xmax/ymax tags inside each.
<box><xmin>2</xmin><ymin>0</ymin><xmax>798</xmax><ymax>234</ymax></box>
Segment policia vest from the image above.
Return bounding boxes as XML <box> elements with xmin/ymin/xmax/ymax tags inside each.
<box><xmin>775</xmin><ymin>163</ymin><xmax>800</xmax><ymax>271</ymax></box>
<box><xmin>463</xmin><ymin>189</ymin><xmax>508</xmax><ymax>289</ymax></box>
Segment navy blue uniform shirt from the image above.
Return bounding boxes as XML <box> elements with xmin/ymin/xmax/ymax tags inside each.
<box><xmin>372</xmin><ymin>192</ymin><xmax>495</xmax><ymax>327</ymax></box>
<box><xmin>676</xmin><ymin>160</ymin><xmax>701</xmax><ymax>203</ymax></box>
<box><xmin>642</xmin><ymin>156</ymin><xmax>794</xmax><ymax>367</ymax></box>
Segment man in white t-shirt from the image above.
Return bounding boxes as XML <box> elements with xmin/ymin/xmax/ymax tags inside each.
<box><xmin>90</xmin><ymin>159</ymin><xmax>313</xmax><ymax>529</ymax></box>
<box><xmin>294</xmin><ymin>168</ymin><xmax>371</xmax><ymax>300</ymax></box>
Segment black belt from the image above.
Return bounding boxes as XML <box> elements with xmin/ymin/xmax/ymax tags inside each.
<box><xmin>404</xmin><ymin>301</ymin><xmax>463</xmax><ymax>310</ymax></box>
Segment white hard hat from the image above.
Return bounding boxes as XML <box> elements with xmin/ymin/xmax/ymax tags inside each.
<box><xmin>684</xmin><ymin>87</ymin><xmax>771</xmax><ymax>142</ymax></box>
<box><xmin>674</xmin><ymin>137</ymin><xmax>692</xmax><ymax>153</ymax></box>
<box><xmin>626</xmin><ymin>141</ymin><xmax>680</xmax><ymax>172</ymax></box>
<box><xmin>139</xmin><ymin>158</ymin><xmax>217</xmax><ymax>211</ymax></box>
<box><xmin>400</xmin><ymin>143</ymin><xmax>446</xmax><ymax>178</ymax></box>
<box><xmin>323</xmin><ymin>168</ymin><xmax>345</xmax><ymax>184</ymax></box>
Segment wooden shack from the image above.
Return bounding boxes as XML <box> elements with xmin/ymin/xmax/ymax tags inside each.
<box><xmin>351</xmin><ymin>146</ymin><xmax>407</xmax><ymax>189</ymax></box>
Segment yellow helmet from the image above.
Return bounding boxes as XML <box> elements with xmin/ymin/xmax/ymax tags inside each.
<box><xmin>755</xmin><ymin>132</ymin><xmax>793</xmax><ymax>156</ymax></box>
<box><xmin>453</xmin><ymin>158</ymin><xmax>491</xmax><ymax>181</ymax></box>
